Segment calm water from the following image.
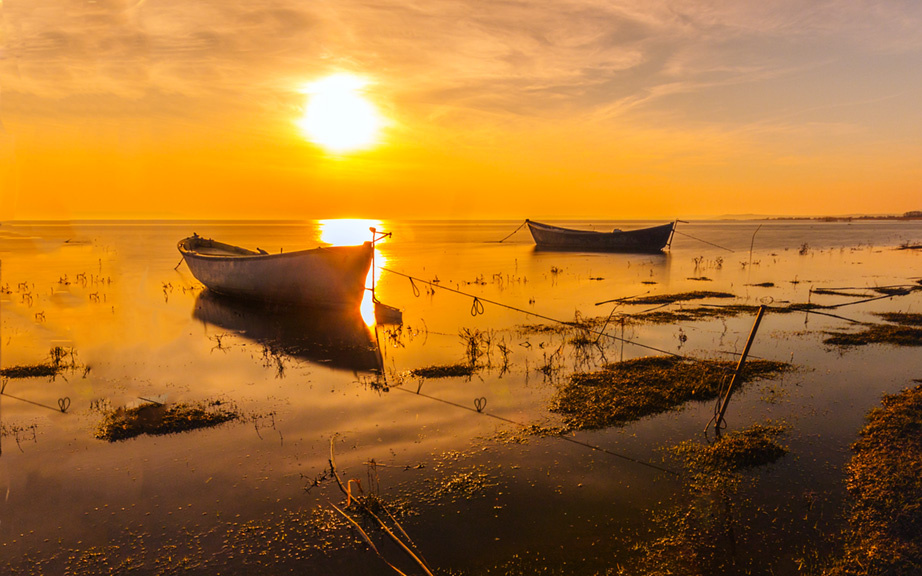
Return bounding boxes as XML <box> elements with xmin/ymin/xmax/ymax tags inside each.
<box><xmin>1</xmin><ymin>219</ymin><xmax>921</xmax><ymax>575</ymax></box>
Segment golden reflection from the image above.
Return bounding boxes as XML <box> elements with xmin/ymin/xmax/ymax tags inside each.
<box><xmin>297</xmin><ymin>74</ymin><xmax>384</xmax><ymax>153</ymax></box>
<box><xmin>319</xmin><ymin>219</ymin><xmax>388</xmax><ymax>326</ymax></box>
<box><xmin>360</xmin><ymin>289</ymin><xmax>376</xmax><ymax>327</ymax></box>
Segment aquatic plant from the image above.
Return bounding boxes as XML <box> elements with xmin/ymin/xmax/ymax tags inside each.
<box><xmin>875</xmin><ymin>312</ymin><xmax>922</xmax><ymax>326</ymax></box>
<box><xmin>0</xmin><ymin>346</ymin><xmax>80</xmax><ymax>379</ymax></box>
<box><xmin>673</xmin><ymin>424</ymin><xmax>788</xmax><ymax>474</ymax></box>
<box><xmin>552</xmin><ymin>356</ymin><xmax>791</xmax><ymax>430</ymax></box>
<box><xmin>0</xmin><ymin>364</ymin><xmax>60</xmax><ymax>379</ymax></box>
<box><xmin>95</xmin><ymin>399</ymin><xmax>239</xmax><ymax>442</ymax></box>
<box><xmin>824</xmin><ymin>384</ymin><xmax>922</xmax><ymax>575</ymax></box>
<box><xmin>638</xmin><ymin>423</ymin><xmax>788</xmax><ymax>576</ymax></box>
<box><xmin>459</xmin><ymin>327</ymin><xmax>493</xmax><ymax>367</ymax></box>
<box><xmin>410</xmin><ymin>364</ymin><xmax>476</xmax><ymax>379</ymax></box>
<box><xmin>623</xmin><ymin>291</ymin><xmax>736</xmax><ymax>306</ymax></box>
<box><xmin>824</xmin><ymin>324</ymin><xmax>922</xmax><ymax>347</ymax></box>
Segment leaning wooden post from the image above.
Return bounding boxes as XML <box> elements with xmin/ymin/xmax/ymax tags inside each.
<box><xmin>714</xmin><ymin>305</ymin><xmax>766</xmax><ymax>435</ymax></box>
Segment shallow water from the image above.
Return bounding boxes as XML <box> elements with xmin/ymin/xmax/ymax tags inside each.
<box><xmin>1</xmin><ymin>218</ymin><xmax>921</xmax><ymax>574</ymax></box>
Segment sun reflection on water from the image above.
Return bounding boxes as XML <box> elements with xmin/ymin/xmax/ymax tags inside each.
<box><xmin>318</xmin><ymin>219</ymin><xmax>388</xmax><ymax>326</ymax></box>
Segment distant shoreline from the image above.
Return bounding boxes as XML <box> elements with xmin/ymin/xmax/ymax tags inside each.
<box><xmin>764</xmin><ymin>212</ymin><xmax>922</xmax><ymax>223</ymax></box>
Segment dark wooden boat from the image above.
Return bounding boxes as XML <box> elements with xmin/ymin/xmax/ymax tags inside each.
<box><xmin>178</xmin><ymin>234</ymin><xmax>373</xmax><ymax>308</ymax></box>
<box><xmin>525</xmin><ymin>220</ymin><xmax>676</xmax><ymax>253</ymax></box>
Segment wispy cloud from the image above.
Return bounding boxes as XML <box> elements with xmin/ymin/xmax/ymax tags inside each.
<box><xmin>2</xmin><ymin>0</ymin><xmax>921</xmax><ymax>164</ymax></box>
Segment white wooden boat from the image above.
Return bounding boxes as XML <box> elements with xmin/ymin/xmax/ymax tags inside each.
<box><xmin>525</xmin><ymin>220</ymin><xmax>676</xmax><ymax>253</ymax></box>
<box><xmin>178</xmin><ymin>234</ymin><xmax>373</xmax><ymax>308</ymax></box>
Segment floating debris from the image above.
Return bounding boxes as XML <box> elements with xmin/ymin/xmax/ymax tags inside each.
<box><xmin>95</xmin><ymin>400</ymin><xmax>239</xmax><ymax>442</ymax></box>
<box><xmin>551</xmin><ymin>356</ymin><xmax>792</xmax><ymax>430</ymax></box>
<box><xmin>825</xmin><ymin>384</ymin><xmax>922</xmax><ymax>575</ymax></box>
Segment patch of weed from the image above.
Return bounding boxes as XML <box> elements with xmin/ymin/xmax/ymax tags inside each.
<box><xmin>875</xmin><ymin>312</ymin><xmax>922</xmax><ymax>326</ymax></box>
<box><xmin>824</xmin><ymin>385</ymin><xmax>922</xmax><ymax>575</ymax></box>
<box><xmin>95</xmin><ymin>400</ymin><xmax>239</xmax><ymax>442</ymax></box>
<box><xmin>551</xmin><ymin>356</ymin><xmax>791</xmax><ymax>430</ymax></box>
<box><xmin>673</xmin><ymin>424</ymin><xmax>788</xmax><ymax>473</ymax></box>
<box><xmin>624</xmin><ymin>291</ymin><xmax>736</xmax><ymax>306</ymax></box>
<box><xmin>410</xmin><ymin>364</ymin><xmax>476</xmax><ymax>379</ymax></box>
<box><xmin>824</xmin><ymin>325</ymin><xmax>922</xmax><ymax>347</ymax></box>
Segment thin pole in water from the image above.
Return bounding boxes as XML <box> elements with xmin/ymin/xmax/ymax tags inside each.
<box><xmin>713</xmin><ymin>305</ymin><xmax>766</xmax><ymax>436</ymax></box>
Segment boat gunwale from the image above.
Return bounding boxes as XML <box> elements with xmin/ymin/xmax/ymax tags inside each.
<box><xmin>177</xmin><ymin>237</ymin><xmax>372</xmax><ymax>262</ymax></box>
<box><xmin>525</xmin><ymin>219</ymin><xmax>674</xmax><ymax>236</ymax></box>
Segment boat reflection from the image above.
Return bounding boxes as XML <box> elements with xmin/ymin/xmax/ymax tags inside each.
<box><xmin>193</xmin><ymin>290</ymin><xmax>381</xmax><ymax>373</ymax></box>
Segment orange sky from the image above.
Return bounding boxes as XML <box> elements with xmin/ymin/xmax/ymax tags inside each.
<box><xmin>1</xmin><ymin>1</ymin><xmax>921</xmax><ymax>220</ymax></box>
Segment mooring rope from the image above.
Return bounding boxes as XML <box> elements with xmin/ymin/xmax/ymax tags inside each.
<box><xmin>390</xmin><ymin>384</ymin><xmax>678</xmax><ymax>476</ymax></box>
<box><xmin>0</xmin><ymin>391</ymin><xmax>71</xmax><ymax>414</ymax></box>
<box><xmin>672</xmin><ymin>230</ymin><xmax>735</xmax><ymax>253</ymax></box>
<box><xmin>380</xmin><ymin>266</ymin><xmax>687</xmax><ymax>360</ymax></box>
<box><xmin>494</xmin><ymin>220</ymin><xmax>528</xmax><ymax>243</ymax></box>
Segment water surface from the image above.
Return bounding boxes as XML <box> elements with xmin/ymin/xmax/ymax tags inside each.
<box><xmin>2</xmin><ymin>219</ymin><xmax>921</xmax><ymax>574</ymax></box>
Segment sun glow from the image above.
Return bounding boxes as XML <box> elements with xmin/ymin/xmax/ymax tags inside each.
<box><xmin>319</xmin><ymin>218</ymin><xmax>383</xmax><ymax>246</ymax></box>
<box><xmin>298</xmin><ymin>74</ymin><xmax>383</xmax><ymax>153</ymax></box>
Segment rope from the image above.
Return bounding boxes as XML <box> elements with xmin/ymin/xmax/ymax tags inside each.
<box><xmin>380</xmin><ymin>266</ymin><xmax>687</xmax><ymax>360</ymax></box>
<box><xmin>673</xmin><ymin>230</ymin><xmax>735</xmax><ymax>253</ymax></box>
<box><xmin>1</xmin><ymin>392</ymin><xmax>71</xmax><ymax>414</ymax></box>
<box><xmin>470</xmin><ymin>297</ymin><xmax>484</xmax><ymax>316</ymax></box>
<box><xmin>391</xmin><ymin>385</ymin><xmax>678</xmax><ymax>476</ymax></box>
<box><xmin>495</xmin><ymin>221</ymin><xmax>528</xmax><ymax>243</ymax></box>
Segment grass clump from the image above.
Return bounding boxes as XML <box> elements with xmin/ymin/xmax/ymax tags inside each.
<box><xmin>95</xmin><ymin>400</ymin><xmax>239</xmax><ymax>442</ymax></box>
<box><xmin>638</xmin><ymin>424</ymin><xmax>789</xmax><ymax>576</ymax></box>
<box><xmin>632</xmin><ymin>304</ymin><xmax>760</xmax><ymax>324</ymax></box>
<box><xmin>673</xmin><ymin>424</ymin><xmax>788</xmax><ymax>473</ymax></box>
<box><xmin>824</xmin><ymin>324</ymin><xmax>922</xmax><ymax>347</ymax></box>
<box><xmin>824</xmin><ymin>385</ymin><xmax>922</xmax><ymax>576</ymax></box>
<box><xmin>875</xmin><ymin>312</ymin><xmax>922</xmax><ymax>326</ymax></box>
<box><xmin>551</xmin><ymin>356</ymin><xmax>791</xmax><ymax>430</ymax></box>
<box><xmin>410</xmin><ymin>364</ymin><xmax>476</xmax><ymax>379</ymax></box>
<box><xmin>0</xmin><ymin>364</ymin><xmax>60</xmax><ymax>379</ymax></box>
<box><xmin>624</xmin><ymin>291</ymin><xmax>735</xmax><ymax>306</ymax></box>
<box><xmin>0</xmin><ymin>346</ymin><xmax>77</xmax><ymax>379</ymax></box>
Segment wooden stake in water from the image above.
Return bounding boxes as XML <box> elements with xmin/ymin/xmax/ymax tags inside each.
<box><xmin>714</xmin><ymin>305</ymin><xmax>766</xmax><ymax>435</ymax></box>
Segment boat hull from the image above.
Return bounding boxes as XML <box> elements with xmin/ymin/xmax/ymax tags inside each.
<box><xmin>526</xmin><ymin>220</ymin><xmax>675</xmax><ymax>253</ymax></box>
<box><xmin>178</xmin><ymin>236</ymin><xmax>373</xmax><ymax>308</ymax></box>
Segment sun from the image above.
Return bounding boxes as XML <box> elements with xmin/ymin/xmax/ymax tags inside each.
<box><xmin>298</xmin><ymin>74</ymin><xmax>383</xmax><ymax>153</ymax></box>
